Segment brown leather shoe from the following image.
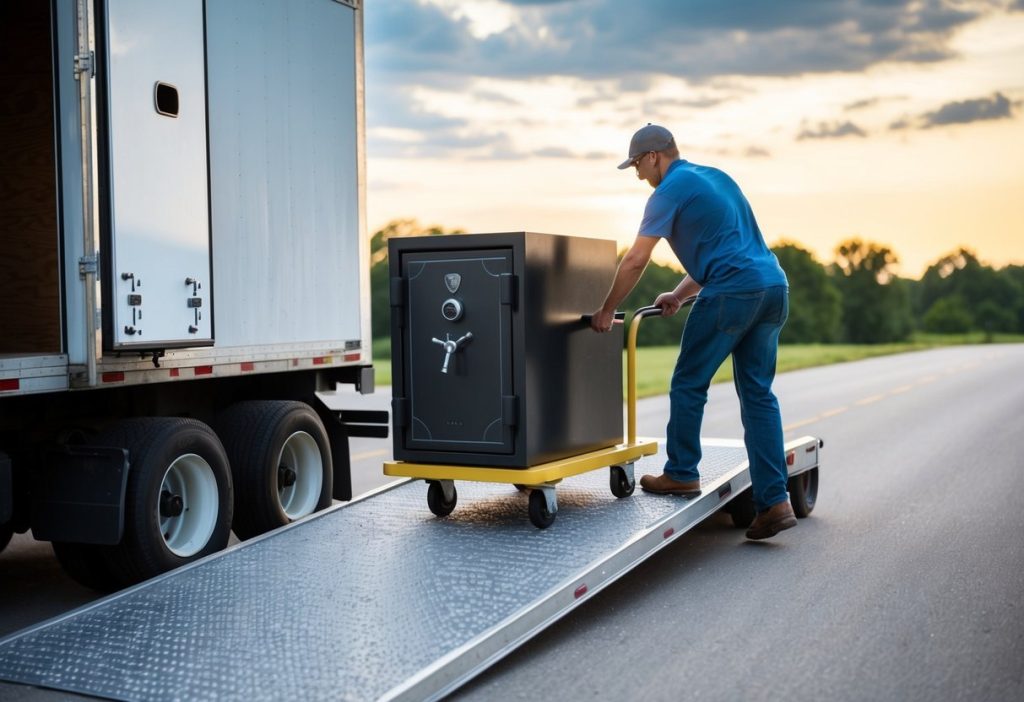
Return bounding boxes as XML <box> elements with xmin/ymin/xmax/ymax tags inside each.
<box><xmin>639</xmin><ymin>473</ymin><xmax>702</xmax><ymax>497</ymax></box>
<box><xmin>745</xmin><ymin>500</ymin><xmax>798</xmax><ymax>540</ymax></box>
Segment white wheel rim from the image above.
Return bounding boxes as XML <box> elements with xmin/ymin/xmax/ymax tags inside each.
<box><xmin>277</xmin><ymin>431</ymin><xmax>323</xmax><ymax>520</ymax></box>
<box><xmin>158</xmin><ymin>454</ymin><xmax>219</xmax><ymax>557</ymax></box>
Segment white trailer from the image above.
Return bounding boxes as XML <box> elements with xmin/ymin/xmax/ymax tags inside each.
<box><xmin>0</xmin><ymin>0</ymin><xmax>384</xmax><ymax>588</ymax></box>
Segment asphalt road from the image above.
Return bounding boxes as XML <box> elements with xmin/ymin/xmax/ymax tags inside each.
<box><xmin>1</xmin><ymin>344</ymin><xmax>1022</xmax><ymax>701</ymax></box>
<box><xmin>454</xmin><ymin>343</ymin><xmax>1024</xmax><ymax>702</ymax></box>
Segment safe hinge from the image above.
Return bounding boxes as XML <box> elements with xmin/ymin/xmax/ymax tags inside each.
<box><xmin>502</xmin><ymin>395</ymin><xmax>519</xmax><ymax>427</ymax></box>
<box><xmin>392</xmin><ymin>397</ymin><xmax>409</xmax><ymax>428</ymax></box>
<box><xmin>500</xmin><ymin>274</ymin><xmax>517</xmax><ymax>307</ymax></box>
<box><xmin>390</xmin><ymin>277</ymin><xmax>407</xmax><ymax>327</ymax></box>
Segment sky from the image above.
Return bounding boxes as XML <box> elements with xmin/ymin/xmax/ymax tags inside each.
<box><xmin>362</xmin><ymin>0</ymin><xmax>1024</xmax><ymax>279</ymax></box>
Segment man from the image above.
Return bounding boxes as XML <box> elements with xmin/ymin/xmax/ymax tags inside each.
<box><xmin>590</xmin><ymin>124</ymin><xmax>796</xmax><ymax>540</ymax></box>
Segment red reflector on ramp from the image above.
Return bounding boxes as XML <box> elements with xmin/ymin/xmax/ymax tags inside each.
<box><xmin>574</xmin><ymin>584</ymin><xmax>588</xmax><ymax>599</ymax></box>
<box><xmin>0</xmin><ymin>379</ymin><xmax>19</xmax><ymax>392</ymax></box>
<box><xmin>102</xmin><ymin>372</ymin><xmax>125</xmax><ymax>383</ymax></box>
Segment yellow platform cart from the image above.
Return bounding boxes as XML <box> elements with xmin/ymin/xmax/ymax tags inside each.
<box><xmin>384</xmin><ymin>304</ymin><xmax>676</xmax><ymax>528</ymax></box>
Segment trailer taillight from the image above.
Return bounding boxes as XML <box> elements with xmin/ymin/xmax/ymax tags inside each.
<box><xmin>240</xmin><ymin>362</ymin><xmax>255</xmax><ymax>372</ymax></box>
<box><xmin>0</xmin><ymin>379</ymin><xmax>19</xmax><ymax>392</ymax></box>
<box><xmin>102</xmin><ymin>372</ymin><xmax>125</xmax><ymax>383</ymax></box>
<box><xmin>786</xmin><ymin>452</ymin><xmax>795</xmax><ymax>466</ymax></box>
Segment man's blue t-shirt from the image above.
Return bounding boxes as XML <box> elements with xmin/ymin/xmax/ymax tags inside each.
<box><xmin>639</xmin><ymin>160</ymin><xmax>787</xmax><ymax>295</ymax></box>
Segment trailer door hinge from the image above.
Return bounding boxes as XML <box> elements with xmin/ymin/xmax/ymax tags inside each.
<box><xmin>74</xmin><ymin>51</ymin><xmax>95</xmax><ymax>79</ymax></box>
<box><xmin>78</xmin><ymin>255</ymin><xmax>98</xmax><ymax>278</ymax></box>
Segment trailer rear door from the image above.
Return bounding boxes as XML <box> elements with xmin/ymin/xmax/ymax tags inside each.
<box><xmin>99</xmin><ymin>0</ymin><xmax>212</xmax><ymax>350</ymax></box>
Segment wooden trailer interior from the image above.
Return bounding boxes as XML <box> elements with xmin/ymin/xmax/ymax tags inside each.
<box><xmin>0</xmin><ymin>1</ymin><xmax>62</xmax><ymax>356</ymax></box>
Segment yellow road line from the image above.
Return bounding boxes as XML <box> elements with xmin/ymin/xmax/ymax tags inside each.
<box><xmin>917</xmin><ymin>375</ymin><xmax>938</xmax><ymax>384</ymax></box>
<box><xmin>784</xmin><ymin>417</ymin><xmax>819</xmax><ymax>431</ymax></box>
<box><xmin>821</xmin><ymin>406</ymin><xmax>848</xmax><ymax>417</ymax></box>
<box><xmin>351</xmin><ymin>448</ymin><xmax>391</xmax><ymax>462</ymax></box>
<box><xmin>890</xmin><ymin>385</ymin><xmax>913</xmax><ymax>394</ymax></box>
<box><xmin>855</xmin><ymin>394</ymin><xmax>885</xmax><ymax>406</ymax></box>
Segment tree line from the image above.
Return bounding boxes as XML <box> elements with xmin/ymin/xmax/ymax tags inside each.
<box><xmin>370</xmin><ymin>220</ymin><xmax>1024</xmax><ymax>347</ymax></box>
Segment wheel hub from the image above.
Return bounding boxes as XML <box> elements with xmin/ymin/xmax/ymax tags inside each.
<box><xmin>278</xmin><ymin>465</ymin><xmax>297</xmax><ymax>488</ymax></box>
<box><xmin>160</xmin><ymin>490</ymin><xmax>184</xmax><ymax>518</ymax></box>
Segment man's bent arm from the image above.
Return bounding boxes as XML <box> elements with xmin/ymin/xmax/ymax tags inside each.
<box><xmin>654</xmin><ymin>274</ymin><xmax>702</xmax><ymax>316</ymax></box>
<box><xmin>591</xmin><ymin>234</ymin><xmax>659</xmax><ymax>331</ymax></box>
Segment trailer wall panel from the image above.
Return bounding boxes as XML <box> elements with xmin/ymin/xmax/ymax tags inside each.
<box><xmin>206</xmin><ymin>0</ymin><xmax>363</xmax><ymax>349</ymax></box>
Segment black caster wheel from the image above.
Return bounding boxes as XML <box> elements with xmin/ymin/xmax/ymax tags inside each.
<box><xmin>609</xmin><ymin>465</ymin><xmax>635</xmax><ymax>498</ymax></box>
<box><xmin>528</xmin><ymin>490</ymin><xmax>556</xmax><ymax>529</ymax></box>
<box><xmin>427</xmin><ymin>481</ymin><xmax>457</xmax><ymax>517</ymax></box>
<box><xmin>788</xmin><ymin>468</ymin><xmax>818</xmax><ymax>518</ymax></box>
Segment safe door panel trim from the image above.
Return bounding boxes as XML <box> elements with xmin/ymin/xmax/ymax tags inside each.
<box><xmin>402</xmin><ymin>251</ymin><xmax>514</xmax><ymax>454</ymax></box>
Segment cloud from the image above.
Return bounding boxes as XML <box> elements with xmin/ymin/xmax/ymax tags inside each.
<box><xmin>367</xmin><ymin>0</ymin><xmax>1018</xmax><ymax>86</ymax></box>
<box><xmin>533</xmin><ymin>146</ymin><xmax>575</xmax><ymax>158</ymax></box>
<box><xmin>921</xmin><ymin>92</ymin><xmax>1015</xmax><ymax>127</ymax></box>
<box><xmin>362</xmin><ymin>2</ymin><xmax>1023</xmax><ymax>158</ymax></box>
<box><xmin>797</xmin><ymin>121</ymin><xmax>868</xmax><ymax>140</ymax></box>
<box><xmin>889</xmin><ymin>91</ymin><xmax>1017</xmax><ymax>130</ymax></box>
<box><xmin>844</xmin><ymin>97</ymin><xmax>881</xmax><ymax>111</ymax></box>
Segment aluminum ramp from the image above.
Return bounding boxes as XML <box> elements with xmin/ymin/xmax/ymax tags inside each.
<box><xmin>0</xmin><ymin>437</ymin><xmax>819</xmax><ymax>701</ymax></box>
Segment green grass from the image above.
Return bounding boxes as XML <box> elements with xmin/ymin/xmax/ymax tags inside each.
<box><xmin>369</xmin><ymin>333</ymin><xmax>1023</xmax><ymax>398</ymax></box>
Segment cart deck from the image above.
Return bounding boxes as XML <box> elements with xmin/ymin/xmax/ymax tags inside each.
<box><xmin>384</xmin><ymin>439</ymin><xmax>659</xmax><ymax>527</ymax></box>
<box><xmin>0</xmin><ymin>436</ymin><xmax>820</xmax><ymax>702</ymax></box>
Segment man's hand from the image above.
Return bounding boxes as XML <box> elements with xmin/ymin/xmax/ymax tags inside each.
<box><xmin>653</xmin><ymin>291</ymin><xmax>682</xmax><ymax>316</ymax></box>
<box><xmin>590</xmin><ymin>308</ymin><xmax>616</xmax><ymax>333</ymax></box>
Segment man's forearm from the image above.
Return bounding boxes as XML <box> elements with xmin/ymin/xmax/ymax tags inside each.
<box><xmin>672</xmin><ymin>275</ymin><xmax>702</xmax><ymax>301</ymax></box>
<box><xmin>600</xmin><ymin>256</ymin><xmax>648</xmax><ymax>313</ymax></box>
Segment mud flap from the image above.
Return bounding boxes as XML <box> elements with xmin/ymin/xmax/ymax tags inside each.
<box><xmin>0</xmin><ymin>451</ymin><xmax>11</xmax><ymax>525</ymax></box>
<box><xmin>31</xmin><ymin>446</ymin><xmax>129</xmax><ymax>544</ymax></box>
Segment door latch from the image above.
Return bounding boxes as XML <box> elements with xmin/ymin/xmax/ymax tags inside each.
<box><xmin>431</xmin><ymin>332</ymin><xmax>473</xmax><ymax>374</ymax></box>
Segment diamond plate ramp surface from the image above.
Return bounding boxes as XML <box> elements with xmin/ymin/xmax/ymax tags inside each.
<box><xmin>0</xmin><ymin>444</ymin><xmax>748</xmax><ymax>701</ymax></box>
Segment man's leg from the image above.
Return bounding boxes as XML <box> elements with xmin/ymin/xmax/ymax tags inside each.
<box><xmin>731</xmin><ymin>287</ymin><xmax>790</xmax><ymax>512</ymax></box>
<box><xmin>662</xmin><ymin>296</ymin><xmax>737</xmax><ymax>482</ymax></box>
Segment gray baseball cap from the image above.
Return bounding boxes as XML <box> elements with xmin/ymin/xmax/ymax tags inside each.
<box><xmin>617</xmin><ymin>123</ymin><xmax>675</xmax><ymax>169</ymax></box>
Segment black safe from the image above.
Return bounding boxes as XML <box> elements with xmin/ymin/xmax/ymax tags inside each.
<box><xmin>389</xmin><ymin>232</ymin><xmax>623</xmax><ymax>468</ymax></box>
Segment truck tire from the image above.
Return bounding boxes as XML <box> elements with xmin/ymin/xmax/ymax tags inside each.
<box><xmin>0</xmin><ymin>522</ymin><xmax>12</xmax><ymax>554</ymax></box>
<box><xmin>788</xmin><ymin>467</ymin><xmax>819</xmax><ymax>518</ymax></box>
<box><xmin>51</xmin><ymin>542</ymin><xmax>120</xmax><ymax>592</ymax></box>
<box><xmin>218</xmin><ymin>401</ymin><xmax>333</xmax><ymax>540</ymax></box>
<box><xmin>98</xmin><ymin>418</ymin><xmax>233</xmax><ymax>587</ymax></box>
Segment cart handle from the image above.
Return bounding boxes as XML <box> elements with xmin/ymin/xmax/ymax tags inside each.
<box><xmin>627</xmin><ymin>297</ymin><xmax>697</xmax><ymax>444</ymax></box>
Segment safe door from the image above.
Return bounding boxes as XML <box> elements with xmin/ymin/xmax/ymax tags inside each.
<box><xmin>397</xmin><ymin>249</ymin><xmax>515</xmax><ymax>455</ymax></box>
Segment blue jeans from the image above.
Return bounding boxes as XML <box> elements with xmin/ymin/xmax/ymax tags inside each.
<box><xmin>664</xmin><ymin>286</ymin><xmax>789</xmax><ymax>512</ymax></box>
